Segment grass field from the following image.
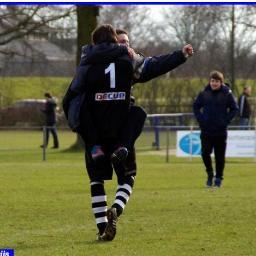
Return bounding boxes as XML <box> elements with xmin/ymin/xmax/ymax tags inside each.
<box><xmin>0</xmin><ymin>76</ymin><xmax>254</xmax><ymax>108</ymax></box>
<box><xmin>0</xmin><ymin>131</ymin><xmax>256</xmax><ymax>256</ymax></box>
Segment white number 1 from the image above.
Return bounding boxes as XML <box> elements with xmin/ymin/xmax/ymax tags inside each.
<box><xmin>105</xmin><ymin>63</ymin><xmax>116</xmax><ymax>89</ymax></box>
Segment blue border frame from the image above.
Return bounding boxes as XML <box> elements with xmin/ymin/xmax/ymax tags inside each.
<box><xmin>1</xmin><ymin>2</ymin><xmax>256</xmax><ymax>5</ymax></box>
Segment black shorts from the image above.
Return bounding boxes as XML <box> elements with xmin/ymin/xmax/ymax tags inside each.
<box><xmin>85</xmin><ymin>143</ymin><xmax>137</xmax><ymax>182</ymax></box>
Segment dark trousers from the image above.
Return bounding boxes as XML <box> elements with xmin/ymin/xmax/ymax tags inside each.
<box><xmin>239</xmin><ymin>118</ymin><xmax>250</xmax><ymax>129</ymax></box>
<box><xmin>46</xmin><ymin>126</ymin><xmax>59</xmax><ymax>148</ymax></box>
<box><xmin>80</xmin><ymin>105</ymin><xmax>147</xmax><ymax>151</ymax></box>
<box><xmin>120</xmin><ymin>106</ymin><xmax>147</xmax><ymax>150</ymax></box>
<box><xmin>80</xmin><ymin>108</ymin><xmax>99</xmax><ymax>146</ymax></box>
<box><xmin>200</xmin><ymin>133</ymin><xmax>227</xmax><ymax>179</ymax></box>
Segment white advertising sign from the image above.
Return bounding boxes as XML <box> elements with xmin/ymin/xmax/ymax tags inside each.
<box><xmin>177</xmin><ymin>130</ymin><xmax>256</xmax><ymax>157</ymax></box>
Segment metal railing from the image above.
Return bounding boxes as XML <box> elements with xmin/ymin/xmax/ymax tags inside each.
<box><xmin>145</xmin><ymin>125</ymin><xmax>256</xmax><ymax>163</ymax></box>
<box><xmin>1</xmin><ymin>125</ymin><xmax>256</xmax><ymax>163</ymax></box>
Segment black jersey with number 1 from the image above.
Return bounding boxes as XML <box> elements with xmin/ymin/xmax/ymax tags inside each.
<box><xmin>80</xmin><ymin>43</ymin><xmax>134</xmax><ymax>139</ymax></box>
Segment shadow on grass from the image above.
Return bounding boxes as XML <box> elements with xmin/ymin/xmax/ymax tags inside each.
<box><xmin>61</xmin><ymin>142</ymin><xmax>84</xmax><ymax>153</ymax></box>
<box><xmin>13</xmin><ymin>238</ymin><xmax>108</xmax><ymax>253</ymax></box>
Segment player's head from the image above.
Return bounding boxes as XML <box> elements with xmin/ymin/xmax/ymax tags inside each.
<box><xmin>209</xmin><ymin>70</ymin><xmax>224</xmax><ymax>90</ymax></box>
<box><xmin>44</xmin><ymin>92</ymin><xmax>52</xmax><ymax>98</ymax></box>
<box><xmin>243</xmin><ymin>85</ymin><xmax>251</xmax><ymax>96</ymax></box>
<box><xmin>116</xmin><ymin>28</ymin><xmax>130</xmax><ymax>47</ymax></box>
<box><xmin>91</xmin><ymin>24</ymin><xmax>118</xmax><ymax>45</ymax></box>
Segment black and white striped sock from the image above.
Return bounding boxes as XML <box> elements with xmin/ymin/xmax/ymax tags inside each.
<box><xmin>90</xmin><ymin>181</ymin><xmax>107</xmax><ymax>234</ymax></box>
<box><xmin>112</xmin><ymin>176</ymin><xmax>135</xmax><ymax>217</ymax></box>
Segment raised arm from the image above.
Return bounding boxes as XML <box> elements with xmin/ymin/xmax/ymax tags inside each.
<box><xmin>133</xmin><ymin>44</ymin><xmax>193</xmax><ymax>83</ymax></box>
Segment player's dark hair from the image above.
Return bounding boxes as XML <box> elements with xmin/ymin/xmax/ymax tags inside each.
<box><xmin>44</xmin><ymin>92</ymin><xmax>52</xmax><ymax>98</ymax></box>
<box><xmin>116</xmin><ymin>28</ymin><xmax>128</xmax><ymax>35</ymax></box>
<box><xmin>92</xmin><ymin>24</ymin><xmax>118</xmax><ymax>45</ymax></box>
<box><xmin>210</xmin><ymin>71</ymin><xmax>224</xmax><ymax>83</ymax></box>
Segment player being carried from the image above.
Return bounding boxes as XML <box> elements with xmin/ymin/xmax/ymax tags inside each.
<box><xmin>63</xmin><ymin>24</ymin><xmax>194</xmax><ymax>241</ymax></box>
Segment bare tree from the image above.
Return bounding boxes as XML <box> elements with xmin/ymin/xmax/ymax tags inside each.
<box><xmin>98</xmin><ymin>5</ymin><xmax>154</xmax><ymax>50</ymax></box>
<box><xmin>161</xmin><ymin>6</ymin><xmax>221</xmax><ymax>50</ymax></box>
<box><xmin>158</xmin><ymin>6</ymin><xmax>223</xmax><ymax>79</ymax></box>
<box><xmin>0</xmin><ymin>5</ymin><xmax>74</xmax><ymax>48</ymax></box>
<box><xmin>0</xmin><ymin>4</ymin><xmax>75</xmax><ymax>76</ymax></box>
<box><xmin>71</xmin><ymin>5</ymin><xmax>99</xmax><ymax>149</ymax></box>
<box><xmin>76</xmin><ymin>6</ymin><xmax>99</xmax><ymax>65</ymax></box>
<box><xmin>157</xmin><ymin>5</ymin><xmax>256</xmax><ymax>90</ymax></box>
<box><xmin>217</xmin><ymin>6</ymin><xmax>256</xmax><ymax>92</ymax></box>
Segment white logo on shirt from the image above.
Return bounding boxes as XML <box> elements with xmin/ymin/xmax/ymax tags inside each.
<box><xmin>95</xmin><ymin>92</ymin><xmax>126</xmax><ymax>101</ymax></box>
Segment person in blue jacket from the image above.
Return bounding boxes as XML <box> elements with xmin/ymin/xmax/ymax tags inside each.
<box><xmin>193</xmin><ymin>71</ymin><xmax>238</xmax><ymax>187</ymax></box>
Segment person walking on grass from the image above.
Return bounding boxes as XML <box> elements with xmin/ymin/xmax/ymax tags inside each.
<box><xmin>193</xmin><ymin>71</ymin><xmax>238</xmax><ymax>188</ymax></box>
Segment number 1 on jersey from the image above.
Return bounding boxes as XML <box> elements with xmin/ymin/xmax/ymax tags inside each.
<box><xmin>105</xmin><ymin>63</ymin><xmax>116</xmax><ymax>89</ymax></box>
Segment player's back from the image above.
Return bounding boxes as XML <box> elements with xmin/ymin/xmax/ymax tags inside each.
<box><xmin>84</xmin><ymin>55</ymin><xmax>134</xmax><ymax>139</ymax></box>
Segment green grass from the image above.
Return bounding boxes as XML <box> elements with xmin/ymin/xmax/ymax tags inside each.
<box><xmin>0</xmin><ymin>131</ymin><xmax>256</xmax><ymax>255</ymax></box>
<box><xmin>1</xmin><ymin>76</ymin><xmax>254</xmax><ymax>109</ymax></box>
<box><xmin>0</xmin><ymin>77</ymin><xmax>71</xmax><ymax>106</ymax></box>
<box><xmin>0</xmin><ymin>129</ymin><xmax>176</xmax><ymax>152</ymax></box>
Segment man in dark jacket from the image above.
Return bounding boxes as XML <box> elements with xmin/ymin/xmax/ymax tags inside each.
<box><xmin>193</xmin><ymin>71</ymin><xmax>238</xmax><ymax>188</ymax></box>
<box><xmin>238</xmin><ymin>85</ymin><xmax>252</xmax><ymax>128</ymax></box>
<box><xmin>41</xmin><ymin>92</ymin><xmax>59</xmax><ymax>149</ymax></box>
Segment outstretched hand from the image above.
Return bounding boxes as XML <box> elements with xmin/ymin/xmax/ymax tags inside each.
<box><xmin>182</xmin><ymin>44</ymin><xmax>194</xmax><ymax>57</ymax></box>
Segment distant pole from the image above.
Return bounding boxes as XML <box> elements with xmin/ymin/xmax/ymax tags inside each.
<box><xmin>254</xmin><ymin>125</ymin><xmax>256</xmax><ymax>162</ymax></box>
<box><xmin>166</xmin><ymin>127</ymin><xmax>170</xmax><ymax>163</ymax></box>
<box><xmin>153</xmin><ymin>116</ymin><xmax>160</xmax><ymax>150</ymax></box>
<box><xmin>189</xmin><ymin>125</ymin><xmax>193</xmax><ymax>161</ymax></box>
<box><xmin>43</xmin><ymin>126</ymin><xmax>46</xmax><ymax>161</ymax></box>
<box><xmin>0</xmin><ymin>92</ymin><xmax>2</xmax><ymax>109</ymax></box>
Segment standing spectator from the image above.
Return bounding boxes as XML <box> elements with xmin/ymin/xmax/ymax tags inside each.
<box><xmin>238</xmin><ymin>85</ymin><xmax>252</xmax><ymax>128</ymax></box>
<box><xmin>41</xmin><ymin>92</ymin><xmax>59</xmax><ymax>149</ymax></box>
<box><xmin>193</xmin><ymin>71</ymin><xmax>238</xmax><ymax>188</ymax></box>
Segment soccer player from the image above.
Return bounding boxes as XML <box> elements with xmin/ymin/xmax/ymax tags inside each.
<box><xmin>193</xmin><ymin>71</ymin><xmax>238</xmax><ymax>188</ymax></box>
<box><xmin>79</xmin><ymin>24</ymin><xmax>142</xmax><ymax>241</ymax></box>
<box><xmin>85</xmin><ymin>28</ymin><xmax>194</xmax><ymax>161</ymax></box>
<box><xmin>64</xmin><ymin>24</ymin><xmax>194</xmax><ymax>241</ymax></box>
